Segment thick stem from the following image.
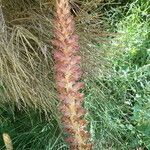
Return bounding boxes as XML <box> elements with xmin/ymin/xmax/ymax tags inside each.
<box><xmin>52</xmin><ymin>0</ymin><xmax>91</xmax><ymax>149</ymax></box>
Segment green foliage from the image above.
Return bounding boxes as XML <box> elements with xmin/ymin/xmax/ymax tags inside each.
<box><xmin>0</xmin><ymin>106</ymin><xmax>67</xmax><ymax>150</ymax></box>
<box><xmin>84</xmin><ymin>0</ymin><xmax>150</xmax><ymax>149</ymax></box>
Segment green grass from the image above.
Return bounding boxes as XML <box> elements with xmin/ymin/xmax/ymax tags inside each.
<box><xmin>0</xmin><ymin>106</ymin><xmax>68</xmax><ymax>150</ymax></box>
<box><xmin>85</xmin><ymin>0</ymin><xmax>150</xmax><ymax>149</ymax></box>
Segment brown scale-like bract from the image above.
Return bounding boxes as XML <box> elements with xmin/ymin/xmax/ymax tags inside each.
<box><xmin>52</xmin><ymin>0</ymin><xmax>92</xmax><ymax>149</ymax></box>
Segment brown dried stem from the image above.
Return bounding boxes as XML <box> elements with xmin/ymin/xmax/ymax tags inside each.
<box><xmin>2</xmin><ymin>133</ymin><xmax>13</xmax><ymax>150</ymax></box>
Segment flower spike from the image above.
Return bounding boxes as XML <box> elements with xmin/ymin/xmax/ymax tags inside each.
<box><xmin>52</xmin><ymin>0</ymin><xmax>92</xmax><ymax>149</ymax></box>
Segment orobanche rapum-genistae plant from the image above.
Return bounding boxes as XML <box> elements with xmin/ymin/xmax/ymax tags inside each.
<box><xmin>52</xmin><ymin>0</ymin><xmax>92</xmax><ymax>149</ymax></box>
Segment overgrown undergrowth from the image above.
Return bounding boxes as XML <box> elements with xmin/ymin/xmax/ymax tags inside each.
<box><xmin>0</xmin><ymin>0</ymin><xmax>150</xmax><ymax>149</ymax></box>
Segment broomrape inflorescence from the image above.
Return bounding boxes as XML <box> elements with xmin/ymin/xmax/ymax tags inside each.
<box><xmin>52</xmin><ymin>0</ymin><xmax>92</xmax><ymax>149</ymax></box>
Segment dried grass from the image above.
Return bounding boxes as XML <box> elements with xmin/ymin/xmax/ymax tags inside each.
<box><xmin>0</xmin><ymin>0</ymin><xmax>112</xmax><ymax>114</ymax></box>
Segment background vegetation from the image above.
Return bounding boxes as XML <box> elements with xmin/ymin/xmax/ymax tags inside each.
<box><xmin>0</xmin><ymin>0</ymin><xmax>150</xmax><ymax>149</ymax></box>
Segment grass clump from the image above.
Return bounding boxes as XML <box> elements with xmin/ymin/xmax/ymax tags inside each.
<box><xmin>84</xmin><ymin>0</ymin><xmax>150</xmax><ymax>149</ymax></box>
<box><xmin>0</xmin><ymin>106</ymin><xmax>67</xmax><ymax>150</ymax></box>
<box><xmin>0</xmin><ymin>0</ymin><xmax>109</xmax><ymax>113</ymax></box>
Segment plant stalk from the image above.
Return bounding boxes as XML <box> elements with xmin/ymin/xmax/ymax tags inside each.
<box><xmin>52</xmin><ymin>0</ymin><xmax>91</xmax><ymax>149</ymax></box>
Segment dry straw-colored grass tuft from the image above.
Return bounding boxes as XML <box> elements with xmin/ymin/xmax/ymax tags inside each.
<box><xmin>0</xmin><ymin>1</ymin><xmax>57</xmax><ymax>114</ymax></box>
<box><xmin>0</xmin><ymin>0</ymin><xmax>111</xmax><ymax>114</ymax></box>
